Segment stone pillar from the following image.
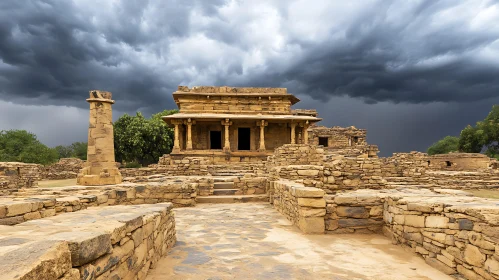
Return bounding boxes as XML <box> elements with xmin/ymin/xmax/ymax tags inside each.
<box><xmin>173</xmin><ymin>122</ymin><xmax>180</xmax><ymax>151</ymax></box>
<box><xmin>221</xmin><ymin>119</ymin><xmax>232</xmax><ymax>151</ymax></box>
<box><xmin>185</xmin><ymin>118</ymin><xmax>195</xmax><ymax>150</ymax></box>
<box><xmin>303</xmin><ymin>121</ymin><xmax>309</xmax><ymax>144</ymax></box>
<box><xmin>290</xmin><ymin>123</ymin><xmax>297</xmax><ymax>144</ymax></box>
<box><xmin>257</xmin><ymin>120</ymin><xmax>268</xmax><ymax>151</ymax></box>
<box><xmin>77</xmin><ymin>90</ymin><xmax>122</xmax><ymax>186</ymax></box>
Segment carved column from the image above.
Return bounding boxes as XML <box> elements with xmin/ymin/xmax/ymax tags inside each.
<box><xmin>290</xmin><ymin>122</ymin><xmax>297</xmax><ymax>144</ymax></box>
<box><xmin>185</xmin><ymin>118</ymin><xmax>195</xmax><ymax>150</ymax></box>
<box><xmin>257</xmin><ymin>120</ymin><xmax>268</xmax><ymax>151</ymax></box>
<box><xmin>303</xmin><ymin>120</ymin><xmax>310</xmax><ymax>144</ymax></box>
<box><xmin>77</xmin><ymin>90</ymin><xmax>122</xmax><ymax>186</ymax></box>
<box><xmin>221</xmin><ymin>119</ymin><xmax>232</xmax><ymax>151</ymax></box>
<box><xmin>172</xmin><ymin>119</ymin><xmax>182</xmax><ymax>152</ymax></box>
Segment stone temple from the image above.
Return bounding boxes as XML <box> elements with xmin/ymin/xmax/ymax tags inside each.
<box><xmin>162</xmin><ymin>86</ymin><xmax>322</xmax><ymax>162</ymax></box>
<box><xmin>0</xmin><ymin>87</ymin><xmax>498</xmax><ymax>280</ymax></box>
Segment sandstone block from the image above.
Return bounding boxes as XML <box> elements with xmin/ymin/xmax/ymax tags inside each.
<box><xmin>50</xmin><ymin>231</ymin><xmax>112</xmax><ymax>267</ymax></box>
<box><xmin>425</xmin><ymin>257</ymin><xmax>456</xmax><ymax>275</ymax></box>
<box><xmin>336</xmin><ymin>206</ymin><xmax>369</xmax><ymax>218</ymax></box>
<box><xmin>404</xmin><ymin>215</ymin><xmax>425</xmax><ymax>227</ymax></box>
<box><xmin>464</xmin><ymin>244</ymin><xmax>486</xmax><ymax>267</ymax></box>
<box><xmin>485</xmin><ymin>257</ymin><xmax>499</xmax><ymax>277</ymax></box>
<box><xmin>425</xmin><ymin>216</ymin><xmax>449</xmax><ymax>228</ymax></box>
<box><xmin>298</xmin><ymin>217</ymin><xmax>325</xmax><ymax>234</ymax></box>
<box><xmin>299</xmin><ymin>208</ymin><xmax>326</xmax><ymax>217</ymax></box>
<box><xmin>292</xmin><ymin>187</ymin><xmax>325</xmax><ymax>198</ymax></box>
<box><xmin>297</xmin><ymin>198</ymin><xmax>325</xmax><ymax>208</ymax></box>
<box><xmin>6</xmin><ymin>202</ymin><xmax>32</xmax><ymax>217</ymax></box>
<box><xmin>297</xmin><ymin>170</ymin><xmax>319</xmax><ymax>176</ymax></box>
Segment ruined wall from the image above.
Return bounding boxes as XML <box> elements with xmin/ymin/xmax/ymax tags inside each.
<box><xmin>384</xmin><ymin>195</ymin><xmax>499</xmax><ymax>279</ymax></box>
<box><xmin>0</xmin><ymin>203</ymin><xmax>176</xmax><ymax>280</ymax></box>
<box><xmin>427</xmin><ymin>153</ymin><xmax>493</xmax><ymax>171</ymax></box>
<box><xmin>322</xmin><ymin>157</ymin><xmax>387</xmax><ymax>192</ymax></box>
<box><xmin>1</xmin><ymin>179</ymin><xmax>198</xmax><ymax>225</ymax></box>
<box><xmin>41</xmin><ymin>158</ymin><xmax>85</xmax><ymax>180</ymax></box>
<box><xmin>122</xmin><ymin>157</ymin><xmax>209</xmax><ymax>178</ymax></box>
<box><xmin>268</xmin><ymin>144</ymin><xmax>324</xmax><ymax>166</ymax></box>
<box><xmin>272</xmin><ymin>180</ymin><xmax>326</xmax><ymax>234</ymax></box>
<box><xmin>308</xmin><ymin>126</ymin><xmax>367</xmax><ymax>148</ymax></box>
<box><xmin>380</xmin><ymin>152</ymin><xmax>428</xmax><ymax>177</ymax></box>
<box><xmin>0</xmin><ymin>162</ymin><xmax>40</xmax><ymax>195</ymax></box>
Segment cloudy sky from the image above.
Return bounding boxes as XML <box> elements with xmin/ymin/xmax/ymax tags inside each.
<box><xmin>0</xmin><ymin>0</ymin><xmax>498</xmax><ymax>156</ymax></box>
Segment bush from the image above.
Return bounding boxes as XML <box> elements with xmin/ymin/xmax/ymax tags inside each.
<box><xmin>124</xmin><ymin>162</ymin><xmax>142</xmax><ymax>168</ymax></box>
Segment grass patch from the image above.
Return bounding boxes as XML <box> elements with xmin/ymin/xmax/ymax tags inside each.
<box><xmin>467</xmin><ymin>189</ymin><xmax>499</xmax><ymax>199</ymax></box>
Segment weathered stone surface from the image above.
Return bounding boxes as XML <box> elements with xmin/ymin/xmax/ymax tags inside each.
<box><xmin>336</xmin><ymin>206</ymin><xmax>369</xmax><ymax>218</ymax></box>
<box><xmin>405</xmin><ymin>215</ymin><xmax>425</xmax><ymax>227</ymax></box>
<box><xmin>425</xmin><ymin>257</ymin><xmax>457</xmax><ymax>275</ymax></box>
<box><xmin>297</xmin><ymin>198</ymin><xmax>326</xmax><ymax>208</ymax></box>
<box><xmin>464</xmin><ymin>244</ymin><xmax>486</xmax><ymax>267</ymax></box>
<box><xmin>425</xmin><ymin>216</ymin><xmax>449</xmax><ymax>228</ymax></box>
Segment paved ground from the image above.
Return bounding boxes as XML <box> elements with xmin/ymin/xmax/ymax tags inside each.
<box><xmin>147</xmin><ymin>203</ymin><xmax>451</xmax><ymax>280</ymax></box>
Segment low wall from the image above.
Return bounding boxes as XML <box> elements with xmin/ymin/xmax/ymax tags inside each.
<box><xmin>380</xmin><ymin>152</ymin><xmax>428</xmax><ymax>177</ymax></box>
<box><xmin>427</xmin><ymin>153</ymin><xmax>493</xmax><ymax>171</ymax></box>
<box><xmin>0</xmin><ymin>180</ymin><xmax>197</xmax><ymax>225</ymax></box>
<box><xmin>40</xmin><ymin>158</ymin><xmax>85</xmax><ymax>180</ymax></box>
<box><xmin>324</xmin><ymin>192</ymin><xmax>384</xmax><ymax>234</ymax></box>
<box><xmin>323</xmin><ymin>157</ymin><xmax>387</xmax><ymax>192</ymax></box>
<box><xmin>272</xmin><ymin>180</ymin><xmax>325</xmax><ymax>234</ymax></box>
<box><xmin>384</xmin><ymin>194</ymin><xmax>499</xmax><ymax>278</ymax></box>
<box><xmin>268</xmin><ymin>144</ymin><xmax>324</xmax><ymax>166</ymax></box>
<box><xmin>0</xmin><ymin>203</ymin><xmax>176</xmax><ymax>280</ymax></box>
<box><xmin>0</xmin><ymin>162</ymin><xmax>41</xmax><ymax>195</ymax></box>
<box><xmin>234</xmin><ymin>175</ymin><xmax>267</xmax><ymax>195</ymax></box>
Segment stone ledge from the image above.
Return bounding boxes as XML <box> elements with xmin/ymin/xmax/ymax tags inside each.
<box><xmin>0</xmin><ymin>203</ymin><xmax>176</xmax><ymax>280</ymax></box>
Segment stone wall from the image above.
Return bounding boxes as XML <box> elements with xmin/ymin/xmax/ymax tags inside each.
<box><xmin>0</xmin><ymin>203</ymin><xmax>176</xmax><ymax>280</ymax></box>
<box><xmin>380</xmin><ymin>152</ymin><xmax>428</xmax><ymax>177</ymax></box>
<box><xmin>41</xmin><ymin>158</ymin><xmax>85</xmax><ymax>180</ymax></box>
<box><xmin>234</xmin><ymin>175</ymin><xmax>267</xmax><ymax>195</ymax></box>
<box><xmin>122</xmin><ymin>157</ymin><xmax>209</xmax><ymax>178</ymax></box>
<box><xmin>0</xmin><ymin>180</ymin><xmax>197</xmax><ymax>225</ymax></box>
<box><xmin>308</xmin><ymin>126</ymin><xmax>367</xmax><ymax>148</ymax></box>
<box><xmin>325</xmin><ymin>191</ymin><xmax>385</xmax><ymax>234</ymax></box>
<box><xmin>268</xmin><ymin>144</ymin><xmax>324</xmax><ymax>166</ymax></box>
<box><xmin>272</xmin><ymin>180</ymin><xmax>325</xmax><ymax>234</ymax></box>
<box><xmin>384</xmin><ymin>194</ymin><xmax>499</xmax><ymax>279</ymax></box>
<box><xmin>322</xmin><ymin>157</ymin><xmax>387</xmax><ymax>192</ymax></box>
<box><xmin>0</xmin><ymin>162</ymin><xmax>41</xmax><ymax>195</ymax></box>
<box><xmin>427</xmin><ymin>153</ymin><xmax>493</xmax><ymax>171</ymax></box>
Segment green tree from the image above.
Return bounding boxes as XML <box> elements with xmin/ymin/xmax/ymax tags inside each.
<box><xmin>55</xmin><ymin>145</ymin><xmax>73</xmax><ymax>158</ymax></box>
<box><xmin>70</xmin><ymin>142</ymin><xmax>88</xmax><ymax>160</ymax></box>
<box><xmin>458</xmin><ymin>125</ymin><xmax>482</xmax><ymax>153</ymax></box>
<box><xmin>0</xmin><ymin>130</ymin><xmax>58</xmax><ymax>165</ymax></box>
<box><xmin>427</xmin><ymin>136</ymin><xmax>459</xmax><ymax>155</ymax></box>
<box><xmin>114</xmin><ymin>109</ymin><xmax>177</xmax><ymax>165</ymax></box>
<box><xmin>480</xmin><ymin>105</ymin><xmax>499</xmax><ymax>158</ymax></box>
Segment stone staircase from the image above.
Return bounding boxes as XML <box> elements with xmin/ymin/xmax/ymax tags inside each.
<box><xmin>196</xmin><ymin>177</ymin><xmax>268</xmax><ymax>203</ymax></box>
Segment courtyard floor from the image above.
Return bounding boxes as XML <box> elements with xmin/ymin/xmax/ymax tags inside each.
<box><xmin>146</xmin><ymin>203</ymin><xmax>451</xmax><ymax>280</ymax></box>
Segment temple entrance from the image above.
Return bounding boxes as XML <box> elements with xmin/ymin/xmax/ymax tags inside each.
<box><xmin>210</xmin><ymin>131</ymin><xmax>222</xmax><ymax>149</ymax></box>
<box><xmin>319</xmin><ymin>137</ymin><xmax>328</xmax><ymax>147</ymax></box>
<box><xmin>238</xmin><ymin>128</ymin><xmax>251</xmax><ymax>150</ymax></box>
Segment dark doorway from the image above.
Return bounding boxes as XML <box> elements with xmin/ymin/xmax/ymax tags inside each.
<box><xmin>446</xmin><ymin>161</ymin><xmax>452</xmax><ymax>167</ymax></box>
<box><xmin>210</xmin><ymin>131</ymin><xmax>222</xmax><ymax>149</ymax></box>
<box><xmin>319</xmin><ymin>137</ymin><xmax>328</xmax><ymax>147</ymax></box>
<box><xmin>238</xmin><ymin>128</ymin><xmax>251</xmax><ymax>150</ymax></box>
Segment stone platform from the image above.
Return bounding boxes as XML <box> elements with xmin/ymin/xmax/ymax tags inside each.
<box><xmin>146</xmin><ymin>203</ymin><xmax>450</xmax><ymax>279</ymax></box>
<box><xmin>0</xmin><ymin>203</ymin><xmax>176</xmax><ymax>280</ymax></box>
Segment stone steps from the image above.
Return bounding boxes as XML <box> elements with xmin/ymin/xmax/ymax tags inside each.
<box><xmin>196</xmin><ymin>194</ymin><xmax>268</xmax><ymax>203</ymax></box>
<box><xmin>213</xmin><ymin>189</ymin><xmax>239</xmax><ymax>195</ymax></box>
<box><xmin>213</xmin><ymin>182</ymin><xmax>235</xmax><ymax>189</ymax></box>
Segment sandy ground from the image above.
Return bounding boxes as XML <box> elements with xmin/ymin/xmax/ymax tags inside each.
<box><xmin>146</xmin><ymin>203</ymin><xmax>451</xmax><ymax>280</ymax></box>
<box><xmin>38</xmin><ymin>178</ymin><xmax>77</xmax><ymax>188</ymax></box>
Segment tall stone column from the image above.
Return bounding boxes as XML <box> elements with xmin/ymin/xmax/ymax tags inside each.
<box><xmin>77</xmin><ymin>90</ymin><xmax>122</xmax><ymax>186</ymax></box>
<box><xmin>173</xmin><ymin>122</ymin><xmax>181</xmax><ymax>152</ymax></box>
<box><xmin>221</xmin><ymin>119</ymin><xmax>232</xmax><ymax>151</ymax></box>
<box><xmin>290</xmin><ymin>123</ymin><xmax>297</xmax><ymax>144</ymax></box>
<box><xmin>257</xmin><ymin>120</ymin><xmax>268</xmax><ymax>151</ymax></box>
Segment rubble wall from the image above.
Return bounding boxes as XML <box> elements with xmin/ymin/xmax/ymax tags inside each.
<box><xmin>0</xmin><ymin>180</ymin><xmax>197</xmax><ymax>225</ymax></box>
<box><xmin>427</xmin><ymin>153</ymin><xmax>493</xmax><ymax>171</ymax></box>
<box><xmin>41</xmin><ymin>158</ymin><xmax>85</xmax><ymax>180</ymax></box>
<box><xmin>0</xmin><ymin>162</ymin><xmax>41</xmax><ymax>195</ymax></box>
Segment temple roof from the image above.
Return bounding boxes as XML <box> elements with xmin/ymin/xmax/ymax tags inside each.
<box><xmin>173</xmin><ymin>86</ymin><xmax>301</xmax><ymax>105</ymax></box>
<box><xmin>162</xmin><ymin>113</ymin><xmax>322</xmax><ymax>123</ymax></box>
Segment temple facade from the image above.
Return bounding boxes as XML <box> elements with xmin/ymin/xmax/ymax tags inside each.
<box><xmin>162</xmin><ymin>86</ymin><xmax>322</xmax><ymax>162</ymax></box>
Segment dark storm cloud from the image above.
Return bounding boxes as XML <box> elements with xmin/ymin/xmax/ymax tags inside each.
<box><xmin>0</xmin><ymin>0</ymin><xmax>498</xmax><ymax>154</ymax></box>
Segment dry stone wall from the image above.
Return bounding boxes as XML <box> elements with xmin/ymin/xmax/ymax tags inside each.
<box><xmin>0</xmin><ymin>162</ymin><xmax>41</xmax><ymax>195</ymax></box>
<box><xmin>427</xmin><ymin>153</ymin><xmax>493</xmax><ymax>171</ymax></box>
<box><xmin>0</xmin><ymin>203</ymin><xmax>176</xmax><ymax>280</ymax></box>
<box><xmin>272</xmin><ymin>180</ymin><xmax>326</xmax><ymax>234</ymax></box>
<box><xmin>0</xmin><ymin>179</ymin><xmax>197</xmax><ymax>225</ymax></box>
<box><xmin>41</xmin><ymin>158</ymin><xmax>85</xmax><ymax>180</ymax></box>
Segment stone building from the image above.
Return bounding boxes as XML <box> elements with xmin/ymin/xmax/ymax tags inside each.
<box><xmin>162</xmin><ymin>86</ymin><xmax>322</xmax><ymax>162</ymax></box>
<box><xmin>308</xmin><ymin>126</ymin><xmax>379</xmax><ymax>158</ymax></box>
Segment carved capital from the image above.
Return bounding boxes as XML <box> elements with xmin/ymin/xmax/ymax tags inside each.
<box><xmin>256</xmin><ymin>120</ymin><xmax>268</xmax><ymax>127</ymax></box>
